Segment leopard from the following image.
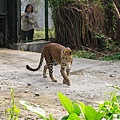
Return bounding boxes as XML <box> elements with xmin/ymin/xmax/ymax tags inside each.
<box><xmin>26</xmin><ymin>43</ymin><xmax>73</xmax><ymax>86</ymax></box>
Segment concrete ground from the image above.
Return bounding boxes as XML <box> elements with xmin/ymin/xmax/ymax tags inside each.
<box><xmin>0</xmin><ymin>49</ymin><xmax>120</xmax><ymax>119</ymax></box>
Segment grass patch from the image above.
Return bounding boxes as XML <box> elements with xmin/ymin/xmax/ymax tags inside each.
<box><xmin>73</xmin><ymin>50</ymin><xmax>120</xmax><ymax>61</ymax></box>
<box><xmin>73</xmin><ymin>50</ymin><xmax>97</xmax><ymax>60</ymax></box>
<box><xmin>99</xmin><ymin>52</ymin><xmax>120</xmax><ymax>61</ymax></box>
<box><xmin>34</xmin><ymin>29</ymin><xmax>45</xmax><ymax>40</ymax></box>
<box><xmin>33</xmin><ymin>29</ymin><xmax>55</xmax><ymax>40</ymax></box>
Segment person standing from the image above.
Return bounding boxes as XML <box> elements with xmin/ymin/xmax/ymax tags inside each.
<box><xmin>21</xmin><ymin>4</ymin><xmax>36</xmax><ymax>42</ymax></box>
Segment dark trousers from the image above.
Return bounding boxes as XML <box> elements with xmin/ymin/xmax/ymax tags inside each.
<box><xmin>21</xmin><ymin>29</ymin><xmax>34</xmax><ymax>42</ymax></box>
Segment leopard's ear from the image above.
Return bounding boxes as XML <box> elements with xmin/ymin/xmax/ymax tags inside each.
<box><xmin>66</xmin><ymin>47</ymin><xmax>72</xmax><ymax>55</ymax></box>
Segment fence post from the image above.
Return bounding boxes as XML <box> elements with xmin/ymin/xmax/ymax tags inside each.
<box><xmin>45</xmin><ymin>0</ymin><xmax>48</xmax><ymax>41</ymax></box>
<box><xmin>17</xmin><ymin>0</ymin><xmax>21</xmax><ymax>42</ymax></box>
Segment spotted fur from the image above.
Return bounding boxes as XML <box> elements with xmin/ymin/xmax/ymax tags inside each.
<box><xmin>26</xmin><ymin>43</ymin><xmax>73</xmax><ymax>86</ymax></box>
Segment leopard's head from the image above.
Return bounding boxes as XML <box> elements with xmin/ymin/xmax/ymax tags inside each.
<box><xmin>61</xmin><ymin>47</ymin><xmax>73</xmax><ymax>64</ymax></box>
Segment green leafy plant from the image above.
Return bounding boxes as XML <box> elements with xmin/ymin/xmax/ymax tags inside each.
<box><xmin>4</xmin><ymin>88</ymin><xmax>20</xmax><ymax>120</ymax></box>
<box><xmin>100</xmin><ymin>52</ymin><xmax>120</xmax><ymax>61</ymax></box>
<box><xmin>94</xmin><ymin>32</ymin><xmax>116</xmax><ymax>51</ymax></box>
<box><xmin>58</xmin><ymin>86</ymin><xmax>120</xmax><ymax>120</ymax></box>
<box><xmin>73</xmin><ymin>50</ymin><xmax>97</xmax><ymax>59</ymax></box>
<box><xmin>58</xmin><ymin>92</ymin><xmax>104</xmax><ymax>120</ymax></box>
<box><xmin>99</xmin><ymin>85</ymin><xmax>120</xmax><ymax>120</ymax></box>
<box><xmin>5</xmin><ymin>86</ymin><xmax>120</xmax><ymax>120</ymax></box>
<box><xmin>73</xmin><ymin>50</ymin><xmax>120</xmax><ymax>61</ymax></box>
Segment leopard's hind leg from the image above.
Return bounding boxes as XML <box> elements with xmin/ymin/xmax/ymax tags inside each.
<box><xmin>48</xmin><ymin>63</ymin><xmax>57</xmax><ymax>82</ymax></box>
<box><xmin>45</xmin><ymin>57</ymin><xmax>57</xmax><ymax>82</ymax></box>
<box><xmin>43</xmin><ymin>65</ymin><xmax>48</xmax><ymax>78</ymax></box>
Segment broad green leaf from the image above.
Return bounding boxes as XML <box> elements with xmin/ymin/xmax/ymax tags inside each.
<box><xmin>79</xmin><ymin>102</ymin><xmax>86</xmax><ymax>119</ymax></box>
<box><xmin>84</xmin><ymin>106</ymin><xmax>97</xmax><ymax>120</ymax></box>
<box><xmin>84</xmin><ymin>106</ymin><xmax>104</xmax><ymax>120</ymax></box>
<box><xmin>57</xmin><ymin>92</ymin><xmax>74</xmax><ymax>114</ymax></box>
<box><xmin>61</xmin><ymin>115</ymin><xmax>69</xmax><ymax>120</ymax></box>
<box><xmin>80</xmin><ymin>102</ymin><xmax>104</xmax><ymax>120</ymax></box>
<box><xmin>94</xmin><ymin>112</ymin><xmax>105</xmax><ymax>120</ymax></box>
<box><xmin>72</xmin><ymin>101</ymin><xmax>81</xmax><ymax>115</ymax></box>
<box><xmin>19</xmin><ymin>100</ymin><xmax>45</xmax><ymax>118</ymax></box>
<box><xmin>67</xmin><ymin>113</ymin><xmax>80</xmax><ymax>120</ymax></box>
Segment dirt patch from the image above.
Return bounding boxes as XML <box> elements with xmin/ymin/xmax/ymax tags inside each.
<box><xmin>0</xmin><ymin>49</ymin><xmax>120</xmax><ymax>119</ymax></box>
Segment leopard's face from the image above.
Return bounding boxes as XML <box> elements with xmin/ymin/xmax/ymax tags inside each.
<box><xmin>61</xmin><ymin>48</ymin><xmax>73</xmax><ymax>64</ymax></box>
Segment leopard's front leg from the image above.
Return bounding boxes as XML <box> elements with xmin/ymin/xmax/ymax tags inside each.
<box><xmin>60</xmin><ymin>65</ymin><xmax>70</xmax><ymax>86</ymax></box>
<box><xmin>66</xmin><ymin>68</ymin><xmax>70</xmax><ymax>76</ymax></box>
<box><xmin>66</xmin><ymin>63</ymin><xmax>71</xmax><ymax>76</ymax></box>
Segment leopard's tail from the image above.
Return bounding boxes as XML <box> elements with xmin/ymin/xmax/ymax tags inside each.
<box><xmin>26</xmin><ymin>54</ymin><xmax>44</xmax><ymax>71</ymax></box>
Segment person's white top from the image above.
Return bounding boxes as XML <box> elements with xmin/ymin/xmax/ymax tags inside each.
<box><xmin>21</xmin><ymin>12</ymin><xmax>36</xmax><ymax>31</ymax></box>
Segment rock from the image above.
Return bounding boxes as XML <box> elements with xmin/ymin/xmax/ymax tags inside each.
<box><xmin>27</xmin><ymin>82</ymin><xmax>31</xmax><ymax>86</ymax></box>
<box><xmin>24</xmin><ymin>90</ymin><xmax>29</xmax><ymax>93</ymax></box>
<box><xmin>109</xmin><ymin>74</ymin><xmax>115</xmax><ymax>77</ymax></box>
<box><xmin>35</xmin><ymin>93</ymin><xmax>39</xmax><ymax>96</ymax></box>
